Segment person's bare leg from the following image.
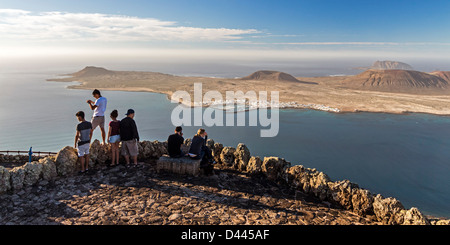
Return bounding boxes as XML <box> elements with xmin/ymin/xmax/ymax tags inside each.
<box><xmin>85</xmin><ymin>154</ymin><xmax>89</xmax><ymax>171</ymax></box>
<box><xmin>115</xmin><ymin>143</ymin><xmax>120</xmax><ymax>165</ymax></box>
<box><xmin>132</xmin><ymin>155</ymin><xmax>138</xmax><ymax>166</ymax></box>
<box><xmin>80</xmin><ymin>156</ymin><xmax>85</xmax><ymax>172</ymax></box>
<box><xmin>79</xmin><ymin>157</ymin><xmax>84</xmax><ymax>172</ymax></box>
<box><xmin>100</xmin><ymin>127</ymin><xmax>106</xmax><ymax>145</ymax></box>
<box><xmin>124</xmin><ymin>155</ymin><xmax>130</xmax><ymax>166</ymax></box>
<box><xmin>110</xmin><ymin>143</ymin><xmax>116</xmax><ymax>166</ymax></box>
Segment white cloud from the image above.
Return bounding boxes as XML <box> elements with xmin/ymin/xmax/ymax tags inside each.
<box><xmin>0</xmin><ymin>9</ymin><xmax>259</xmax><ymax>42</ymax></box>
<box><xmin>1</xmin><ymin>9</ymin><xmax>449</xmax><ymax>62</ymax></box>
<box><xmin>0</xmin><ymin>9</ymin><xmax>31</xmax><ymax>15</ymax></box>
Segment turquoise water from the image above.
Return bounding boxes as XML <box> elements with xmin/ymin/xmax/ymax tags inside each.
<box><xmin>0</xmin><ymin>72</ymin><xmax>449</xmax><ymax>218</ymax></box>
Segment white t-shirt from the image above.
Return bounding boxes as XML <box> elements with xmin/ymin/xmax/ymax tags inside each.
<box><xmin>93</xmin><ymin>96</ymin><xmax>107</xmax><ymax>117</ymax></box>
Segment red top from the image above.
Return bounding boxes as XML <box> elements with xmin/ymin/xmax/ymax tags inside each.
<box><xmin>109</xmin><ymin>120</ymin><xmax>120</xmax><ymax>136</ymax></box>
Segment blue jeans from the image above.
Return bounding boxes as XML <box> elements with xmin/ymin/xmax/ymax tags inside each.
<box><xmin>190</xmin><ymin>150</ymin><xmax>205</xmax><ymax>160</ymax></box>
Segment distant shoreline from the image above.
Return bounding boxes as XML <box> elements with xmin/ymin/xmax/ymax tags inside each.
<box><xmin>47</xmin><ymin>66</ymin><xmax>450</xmax><ymax>116</ymax></box>
<box><xmin>62</xmin><ymin>83</ymin><xmax>450</xmax><ymax>118</ymax></box>
<box><xmin>56</xmin><ymin>79</ymin><xmax>344</xmax><ymax>113</ymax></box>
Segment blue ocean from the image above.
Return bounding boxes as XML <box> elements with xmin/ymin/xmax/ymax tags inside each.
<box><xmin>0</xmin><ymin>71</ymin><xmax>449</xmax><ymax>218</ymax></box>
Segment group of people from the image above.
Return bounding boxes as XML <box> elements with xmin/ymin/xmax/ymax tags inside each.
<box><xmin>167</xmin><ymin>126</ymin><xmax>216</xmax><ymax>174</ymax></box>
<box><xmin>75</xmin><ymin>89</ymin><xmax>215</xmax><ymax>174</ymax></box>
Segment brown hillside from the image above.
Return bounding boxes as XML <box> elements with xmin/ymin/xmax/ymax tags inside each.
<box><xmin>429</xmin><ymin>71</ymin><xmax>450</xmax><ymax>83</ymax></box>
<box><xmin>70</xmin><ymin>66</ymin><xmax>115</xmax><ymax>77</ymax></box>
<box><xmin>240</xmin><ymin>70</ymin><xmax>317</xmax><ymax>84</ymax></box>
<box><xmin>370</xmin><ymin>61</ymin><xmax>414</xmax><ymax>70</ymax></box>
<box><xmin>340</xmin><ymin>69</ymin><xmax>449</xmax><ymax>93</ymax></box>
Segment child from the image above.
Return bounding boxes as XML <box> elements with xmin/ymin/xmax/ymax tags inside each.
<box><xmin>74</xmin><ymin>111</ymin><xmax>93</xmax><ymax>173</ymax></box>
<box><xmin>107</xmin><ymin>109</ymin><xmax>121</xmax><ymax>166</ymax></box>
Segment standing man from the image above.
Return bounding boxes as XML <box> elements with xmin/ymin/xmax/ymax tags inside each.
<box><xmin>120</xmin><ymin>109</ymin><xmax>140</xmax><ymax>166</ymax></box>
<box><xmin>74</xmin><ymin>111</ymin><xmax>93</xmax><ymax>173</ymax></box>
<box><xmin>87</xmin><ymin>89</ymin><xmax>107</xmax><ymax>145</ymax></box>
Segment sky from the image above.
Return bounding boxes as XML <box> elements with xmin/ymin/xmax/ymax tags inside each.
<box><xmin>1</xmin><ymin>0</ymin><xmax>450</xmax><ymax>69</ymax></box>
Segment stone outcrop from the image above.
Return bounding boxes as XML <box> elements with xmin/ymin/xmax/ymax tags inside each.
<box><xmin>351</xmin><ymin>188</ymin><xmax>374</xmax><ymax>216</ymax></box>
<box><xmin>220</xmin><ymin>147</ymin><xmax>236</xmax><ymax>166</ymax></box>
<box><xmin>401</xmin><ymin>207</ymin><xmax>430</xmax><ymax>225</ymax></box>
<box><xmin>181</xmin><ymin>138</ymin><xmax>192</xmax><ymax>154</ymax></box>
<box><xmin>246</xmin><ymin>156</ymin><xmax>263</xmax><ymax>174</ymax></box>
<box><xmin>0</xmin><ymin>166</ymin><xmax>10</xmax><ymax>193</ymax></box>
<box><xmin>328</xmin><ymin>180</ymin><xmax>359</xmax><ymax>210</ymax></box>
<box><xmin>371</xmin><ymin>194</ymin><xmax>429</xmax><ymax>225</ymax></box>
<box><xmin>9</xmin><ymin>167</ymin><xmax>25</xmax><ymax>191</ymax></box>
<box><xmin>39</xmin><ymin>157</ymin><xmax>57</xmax><ymax>180</ymax></box>
<box><xmin>22</xmin><ymin>161</ymin><xmax>43</xmax><ymax>186</ymax></box>
<box><xmin>0</xmin><ymin>140</ymin><xmax>171</xmax><ymax>195</ymax></box>
<box><xmin>0</xmin><ymin>140</ymin><xmax>173</xmax><ymax>194</ymax></box>
<box><xmin>89</xmin><ymin>140</ymin><xmax>111</xmax><ymax>165</ymax></box>
<box><xmin>138</xmin><ymin>141</ymin><xmax>153</xmax><ymax>160</ymax></box>
<box><xmin>284</xmin><ymin>164</ymin><xmax>432</xmax><ymax>225</ymax></box>
<box><xmin>212</xmin><ymin>143</ymin><xmax>223</xmax><ymax>164</ymax></box>
<box><xmin>206</xmin><ymin>139</ymin><xmax>215</xmax><ymax>150</ymax></box>
<box><xmin>138</xmin><ymin>140</ymin><xmax>168</xmax><ymax>159</ymax></box>
<box><xmin>234</xmin><ymin>143</ymin><xmax>250</xmax><ymax>171</ymax></box>
<box><xmin>372</xmin><ymin>194</ymin><xmax>405</xmax><ymax>224</ymax></box>
<box><xmin>55</xmin><ymin>146</ymin><xmax>79</xmax><ymax>176</ymax></box>
<box><xmin>88</xmin><ymin>139</ymin><xmax>169</xmax><ymax>166</ymax></box>
<box><xmin>8</xmin><ymin>161</ymin><xmax>43</xmax><ymax>190</ymax></box>
<box><xmin>261</xmin><ymin>157</ymin><xmax>290</xmax><ymax>182</ymax></box>
<box><xmin>149</xmin><ymin>141</ymin><xmax>168</xmax><ymax>159</ymax></box>
<box><xmin>0</xmin><ymin>162</ymin><xmax>381</xmax><ymax>225</ymax></box>
<box><xmin>434</xmin><ymin>219</ymin><xmax>450</xmax><ymax>225</ymax></box>
<box><xmin>0</xmin><ymin>139</ymin><xmax>448</xmax><ymax>225</ymax></box>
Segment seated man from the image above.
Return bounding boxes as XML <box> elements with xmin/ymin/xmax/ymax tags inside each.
<box><xmin>167</xmin><ymin>126</ymin><xmax>185</xmax><ymax>158</ymax></box>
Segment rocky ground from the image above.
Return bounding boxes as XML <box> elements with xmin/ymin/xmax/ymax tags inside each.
<box><xmin>0</xmin><ymin>160</ymin><xmax>379</xmax><ymax>225</ymax></box>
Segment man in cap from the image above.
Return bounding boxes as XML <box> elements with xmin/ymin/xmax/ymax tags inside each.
<box><xmin>120</xmin><ymin>109</ymin><xmax>139</xmax><ymax>166</ymax></box>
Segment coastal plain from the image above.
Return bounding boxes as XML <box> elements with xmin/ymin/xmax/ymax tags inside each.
<box><xmin>48</xmin><ymin>66</ymin><xmax>450</xmax><ymax>115</ymax></box>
